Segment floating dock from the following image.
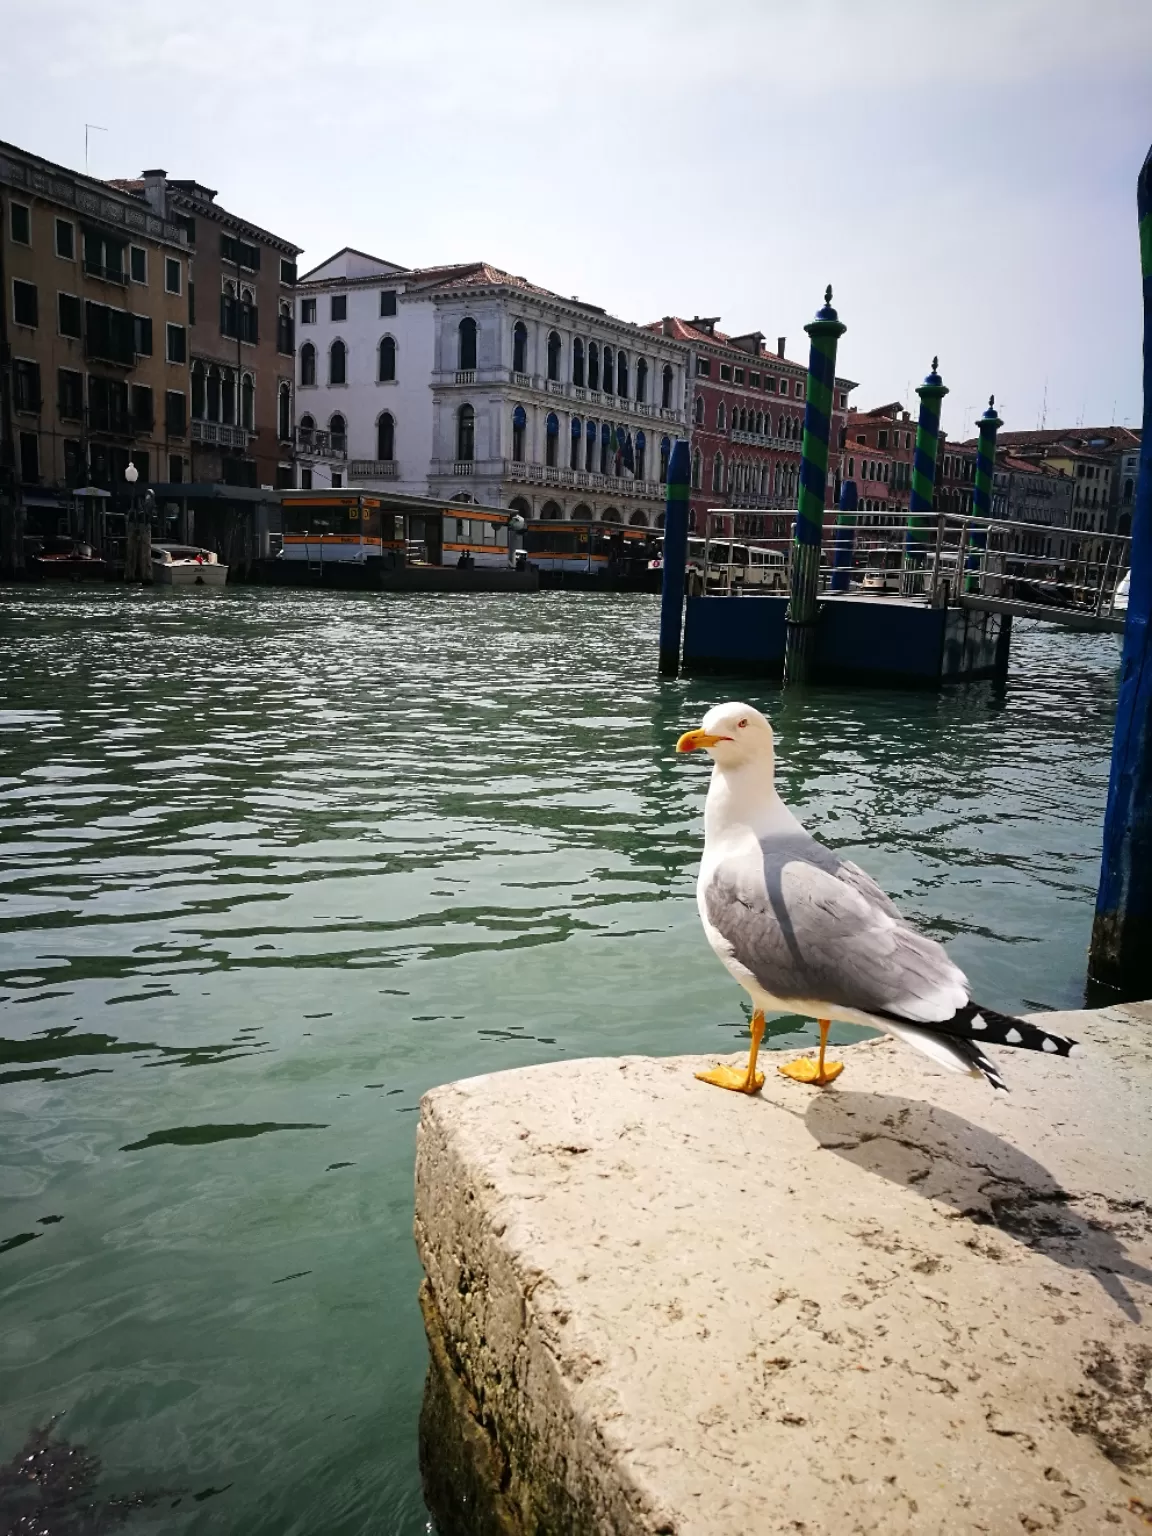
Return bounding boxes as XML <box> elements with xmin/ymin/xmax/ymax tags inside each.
<box><xmin>415</xmin><ymin>1003</ymin><xmax>1152</xmax><ymax>1535</ymax></box>
<box><xmin>681</xmin><ymin>591</ymin><xmax>1012</xmax><ymax>685</ymax></box>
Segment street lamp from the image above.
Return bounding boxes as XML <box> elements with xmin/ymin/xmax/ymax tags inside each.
<box><xmin>124</xmin><ymin>462</ymin><xmax>139</xmax><ymax>486</ymax></box>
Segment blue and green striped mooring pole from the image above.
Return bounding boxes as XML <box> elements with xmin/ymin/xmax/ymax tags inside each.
<box><xmin>906</xmin><ymin>358</ymin><xmax>948</xmax><ymax>573</ymax></box>
<box><xmin>966</xmin><ymin>396</ymin><xmax>1002</xmax><ymax>592</ymax></box>
<box><xmin>658</xmin><ymin>438</ymin><xmax>692</xmax><ymax>675</ymax></box>
<box><xmin>1089</xmin><ymin>139</ymin><xmax>1152</xmax><ymax>994</ymax></box>
<box><xmin>783</xmin><ymin>286</ymin><xmax>847</xmax><ymax>686</ymax></box>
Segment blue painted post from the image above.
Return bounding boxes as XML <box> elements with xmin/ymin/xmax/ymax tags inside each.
<box><xmin>658</xmin><ymin>439</ymin><xmax>692</xmax><ymax>676</ymax></box>
<box><xmin>965</xmin><ymin>396</ymin><xmax>1002</xmax><ymax>593</ymax></box>
<box><xmin>830</xmin><ymin>478</ymin><xmax>858</xmax><ymax>592</ymax></box>
<box><xmin>1089</xmin><ymin>140</ymin><xmax>1152</xmax><ymax>993</ymax></box>
<box><xmin>905</xmin><ymin>359</ymin><xmax>948</xmax><ymax>589</ymax></box>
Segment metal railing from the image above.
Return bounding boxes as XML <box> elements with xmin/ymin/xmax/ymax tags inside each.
<box><xmin>694</xmin><ymin>508</ymin><xmax>1131</xmax><ymax>618</ymax></box>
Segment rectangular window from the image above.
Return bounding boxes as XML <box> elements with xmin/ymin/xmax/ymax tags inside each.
<box><xmin>165</xmin><ymin>257</ymin><xmax>181</xmax><ymax>294</ymax></box>
<box><xmin>58</xmin><ymin>291</ymin><xmax>82</xmax><ymax>338</ymax></box>
<box><xmin>189</xmin><ymin>280</ymin><xmax>195</xmax><ymax>326</ymax></box>
<box><xmin>130</xmin><ymin>246</ymin><xmax>147</xmax><ymax>283</ymax></box>
<box><xmin>13</xmin><ymin>280</ymin><xmax>38</xmax><ymax>327</ymax></box>
<box><xmin>169</xmin><ymin>454</ymin><xmax>186</xmax><ymax>482</ymax></box>
<box><xmin>838</xmin><ymin>392</ymin><xmax>847</xmax><ymax>407</ymax></box>
<box><xmin>85</xmin><ymin>302</ymin><xmax>136</xmax><ymax>365</ymax></box>
<box><xmin>165</xmin><ymin>390</ymin><xmax>187</xmax><ymax>436</ymax></box>
<box><xmin>331</xmin><ymin>471</ymin><xmax>343</xmax><ymax>489</ymax></box>
<box><xmin>280</xmin><ymin>258</ymin><xmax>297</xmax><ymax>285</ymax></box>
<box><xmin>174</xmin><ymin>212</ymin><xmax>196</xmax><ymax>245</ymax></box>
<box><xmin>220</xmin><ymin>233</ymin><xmax>261</xmax><ymax>269</ymax></box>
<box><xmin>13</xmin><ymin>359</ymin><xmax>41</xmax><ymax>413</ymax></box>
<box><xmin>750</xmin><ymin>371</ymin><xmax>760</xmax><ymax>388</ymax></box>
<box><xmin>764</xmin><ymin>377</ymin><xmax>776</xmax><ymax>392</ymax></box>
<box><xmin>734</xmin><ymin>368</ymin><xmax>744</xmax><ymax>384</ymax></box>
<box><xmin>64</xmin><ymin>439</ymin><xmax>85</xmax><ymax>484</ymax></box>
<box><xmin>380</xmin><ymin>289</ymin><xmax>397</xmax><ymax>316</ymax></box>
<box><xmin>55</xmin><ymin>219</ymin><xmax>75</xmax><ymax>259</ymax></box>
<box><xmin>166</xmin><ymin>323</ymin><xmax>186</xmax><ymax>363</ymax></box>
<box><xmin>695</xmin><ymin>357</ymin><xmax>711</xmax><ymax>377</ymax></box>
<box><xmin>719</xmin><ymin>364</ymin><xmax>732</xmax><ymax>382</ymax></box>
<box><xmin>83</xmin><ymin>229</ymin><xmax>127</xmax><ymax>283</ymax></box>
<box><xmin>58</xmin><ymin>368</ymin><xmax>84</xmax><ymax>419</ymax></box>
<box><xmin>19</xmin><ymin>431</ymin><xmax>39</xmax><ymax>482</ymax></box>
<box><xmin>795</xmin><ymin>381</ymin><xmax>804</xmax><ymax>398</ymax></box>
<box><xmin>331</xmin><ymin>294</ymin><xmax>347</xmax><ymax>322</ymax></box>
<box><xmin>133</xmin><ymin>314</ymin><xmax>153</xmax><ymax>356</ymax></box>
<box><xmin>878</xmin><ymin>430</ymin><xmax>888</xmax><ymax>448</ymax></box>
<box><xmin>301</xmin><ymin>297</ymin><xmax>316</xmax><ymax>324</ymax></box>
<box><xmin>300</xmin><ymin>466</ymin><xmax>313</xmax><ymax>490</ymax></box>
<box><xmin>131</xmin><ymin>384</ymin><xmax>154</xmax><ymax>430</ymax></box>
<box><xmin>10</xmin><ymin>203</ymin><xmax>30</xmax><ymax>244</ymax></box>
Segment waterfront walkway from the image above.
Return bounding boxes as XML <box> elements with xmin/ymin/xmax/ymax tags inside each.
<box><xmin>416</xmin><ymin>1003</ymin><xmax>1152</xmax><ymax>1534</ymax></box>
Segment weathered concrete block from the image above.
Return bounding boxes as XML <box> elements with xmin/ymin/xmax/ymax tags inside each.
<box><xmin>414</xmin><ymin>1006</ymin><xmax>1152</xmax><ymax>1534</ymax></box>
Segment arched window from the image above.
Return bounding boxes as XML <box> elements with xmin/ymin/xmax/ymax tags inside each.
<box><xmin>570</xmin><ymin>416</ymin><xmax>582</xmax><ymax>470</ymax></box>
<box><xmin>585</xmin><ymin>418</ymin><xmax>596</xmax><ymax>473</ymax></box>
<box><xmin>457</xmin><ymin>404</ymin><xmax>475</xmax><ymax>462</ymax></box>
<box><xmin>299</xmin><ymin>413</ymin><xmax>315</xmax><ymax>444</ymax></box>
<box><xmin>300</xmin><ymin>342</ymin><xmax>316</xmax><ymax>387</ymax></box>
<box><xmin>541</xmin><ymin>500</ymin><xmax>563</xmax><ymax>521</ymax></box>
<box><xmin>659</xmin><ymin>435</ymin><xmax>671</xmax><ymax>484</ymax></box>
<box><xmin>572</xmin><ymin>338</ymin><xmax>585</xmax><ymax>387</ymax></box>
<box><xmin>716</xmin><ymin>402</ymin><xmax>726</xmax><ymax>431</ymax></box>
<box><xmin>661</xmin><ymin>364</ymin><xmax>673</xmax><ymax>408</ymax></box>
<box><xmin>602</xmin><ymin>345</ymin><xmax>614</xmax><ymax>395</ymax></box>
<box><xmin>192</xmin><ymin>360</ymin><xmax>206</xmax><ymax>419</ymax></box>
<box><xmin>635</xmin><ymin>429</ymin><xmax>646</xmax><ymax>481</ymax></box>
<box><xmin>241</xmin><ymin>373</ymin><xmax>254</xmax><ymax>431</ymax></box>
<box><xmin>847</xmin><ymin>457</ymin><xmax>855</xmax><ymax>477</ymax></box>
<box><xmin>602</xmin><ymin>507</ymin><xmax>622</xmax><ymax>523</ymax></box>
<box><xmin>600</xmin><ymin>421</ymin><xmax>611</xmax><ymax>475</ymax></box>
<box><xmin>1124</xmin><ymin>477</ymin><xmax>1135</xmax><ymax>503</ymax></box>
<box><xmin>329</xmin><ymin>339</ymin><xmax>347</xmax><ymax>386</ymax></box>
<box><xmin>513</xmin><ymin>321</ymin><xmax>528</xmax><ymax>374</ymax></box>
<box><xmin>377</xmin><ymin>412</ymin><xmax>395</xmax><ymax>461</ymax></box>
<box><xmin>278</xmin><ymin>382</ymin><xmax>291</xmax><ymax>442</ymax></box>
<box><xmin>547</xmin><ymin>331</ymin><xmax>562</xmax><ymax>382</ymax></box>
<box><xmin>221</xmin><ymin>370</ymin><xmax>235</xmax><ymax>425</ymax></box>
<box><xmin>755</xmin><ymin>411</ymin><xmax>764</xmax><ymax>435</ymax></box>
<box><xmin>692</xmin><ymin>449</ymin><xmax>702</xmax><ymax>490</ymax></box>
<box><xmin>511</xmin><ymin>404</ymin><xmax>526</xmax><ymax>463</ymax></box>
<box><xmin>588</xmin><ymin>342</ymin><xmax>600</xmax><ymax>392</ymax></box>
<box><xmin>330</xmin><ymin>413</ymin><xmax>346</xmax><ymax>453</ymax></box>
<box><xmin>636</xmin><ymin>358</ymin><xmax>648</xmax><ymax>403</ymax></box>
<box><xmin>571</xmin><ymin>503</ymin><xmax>593</xmax><ymax>521</ymax></box>
<box><xmin>694</xmin><ymin>395</ymin><xmax>704</xmax><ymax>425</ymax></box>
<box><xmin>458</xmin><ymin>317</ymin><xmax>477</xmax><ymax>370</ymax></box>
<box><xmin>712</xmin><ymin>453</ymin><xmax>723</xmax><ymax>493</ymax></box>
<box><xmin>545</xmin><ymin>411</ymin><xmax>559</xmax><ymax>468</ymax></box>
<box><xmin>617</xmin><ymin>351</ymin><xmax>628</xmax><ymax>398</ymax></box>
<box><xmin>378</xmin><ymin>336</ymin><xmax>396</xmax><ymax>382</ymax></box>
<box><xmin>629</xmin><ymin>509</ymin><xmax>648</xmax><ymax>527</ymax></box>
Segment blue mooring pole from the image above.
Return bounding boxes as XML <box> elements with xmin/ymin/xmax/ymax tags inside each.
<box><xmin>658</xmin><ymin>439</ymin><xmax>692</xmax><ymax>676</ymax></box>
<box><xmin>830</xmin><ymin>478</ymin><xmax>858</xmax><ymax>592</ymax></box>
<box><xmin>1088</xmin><ymin>140</ymin><xmax>1152</xmax><ymax>995</ymax></box>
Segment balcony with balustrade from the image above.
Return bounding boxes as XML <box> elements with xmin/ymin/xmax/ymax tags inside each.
<box><xmin>436</xmin><ymin>367</ymin><xmax>686</xmax><ymax>427</ymax></box>
<box><xmin>348</xmin><ymin>460</ymin><xmax>399</xmax><ymax>479</ymax></box>
<box><xmin>295</xmin><ymin>427</ymin><xmax>346</xmax><ymax>461</ymax></box>
<box><xmin>191</xmin><ymin>420</ymin><xmax>251</xmax><ymax>451</ymax></box>
<box><xmin>503</xmin><ymin>460</ymin><xmax>664</xmax><ymax>501</ymax></box>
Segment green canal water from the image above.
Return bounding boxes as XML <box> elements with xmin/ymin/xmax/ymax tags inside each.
<box><xmin>0</xmin><ymin>588</ymin><xmax>1120</xmax><ymax>1532</ymax></box>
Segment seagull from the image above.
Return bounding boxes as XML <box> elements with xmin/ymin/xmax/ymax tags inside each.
<box><xmin>676</xmin><ymin>702</ymin><xmax>1079</xmax><ymax>1094</ymax></box>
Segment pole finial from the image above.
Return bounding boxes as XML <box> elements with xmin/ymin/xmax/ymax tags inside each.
<box><xmin>824</xmin><ymin>284</ymin><xmax>833</xmax><ymax>305</ymax></box>
<box><xmin>988</xmin><ymin>394</ymin><xmax>995</xmax><ymax>409</ymax></box>
<box><xmin>932</xmin><ymin>355</ymin><xmax>939</xmax><ymax>373</ymax></box>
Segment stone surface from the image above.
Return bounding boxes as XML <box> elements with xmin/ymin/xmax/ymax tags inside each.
<box><xmin>414</xmin><ymin>1005</ymin><xmax>1152</xmax><ymax>1535</ymax></box>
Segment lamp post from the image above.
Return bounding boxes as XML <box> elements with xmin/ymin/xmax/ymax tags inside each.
<box><xmin>123</xmin><ymin>460</ymin><xmax>152</xmax><ymax>583</ymax></box>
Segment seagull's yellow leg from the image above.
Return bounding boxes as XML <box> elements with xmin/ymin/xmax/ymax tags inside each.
<box><xmin>778</xmin><ymin>1018</ymin><xmax>844</xmax><ymax>1088</ymax></box>
<box><xmin>696</xmin><ymin>1009</ymin><xmax>766</xmax><ymax>1094</ymax></box>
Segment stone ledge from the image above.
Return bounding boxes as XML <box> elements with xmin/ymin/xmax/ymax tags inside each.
<box><xmin>414</xmin><ymin>1006</ymin><xmax>1152</xmax><ymax>1534</ymax></box>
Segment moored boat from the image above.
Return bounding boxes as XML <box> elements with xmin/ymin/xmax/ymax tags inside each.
<box><xmin>151</xmin><ymin>543</ymin><xmax>228</xmax><ymax>587</ymax></box>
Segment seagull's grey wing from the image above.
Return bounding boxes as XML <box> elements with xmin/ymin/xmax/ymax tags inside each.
<box><xmin>704</xmin><ymin>834</ymin><xmax>968</xmax><ymax>1023</ymax></box>
<box><xmin>835</xmin><ymin>858</ymin><xmax>902</xmax><ymax>920</ymax></box>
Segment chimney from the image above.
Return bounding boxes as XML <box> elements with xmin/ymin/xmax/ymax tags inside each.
<box><xmin>776</xmin><ymin>337</ymin><xmax>786</xmax><ymax>358</ymax></box>
<box><xmin>141</xmin><ymin>168</ymin><xmax>167</xmax><ymax>219</ymax></box>
<box><xmin>662</xmin><ymin>317</ymin><xmax>674</xmax><ymax>337</ymax></box>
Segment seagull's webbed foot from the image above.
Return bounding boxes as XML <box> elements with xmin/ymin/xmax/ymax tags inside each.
<box><xmin>696</xmin><ymin>1009</ymin><xmax>766</xmax><ymax>1095</ymax></box>
<box><xmin>778</xmin><ymin>1019</ymin><xmax>843</xmax><ymax>1089</ymax></box>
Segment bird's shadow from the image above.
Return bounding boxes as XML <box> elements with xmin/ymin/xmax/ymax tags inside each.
<box><xmin>804</xmin><ymin>1089</ymin><xmax>1152</xmax><ymax>1323</ymax></box>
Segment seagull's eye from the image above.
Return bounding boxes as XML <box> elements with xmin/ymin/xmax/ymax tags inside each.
<box><xmin>738</xmin><ymin>718</ymin><xmax>748</xmax><ymax>729</ymax></box>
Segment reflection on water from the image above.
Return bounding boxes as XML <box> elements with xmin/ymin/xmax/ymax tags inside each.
<box><xmin>0</xmin><ymin>587</ymin><xmax>1118</xmax><ymax>1532</ymax></box>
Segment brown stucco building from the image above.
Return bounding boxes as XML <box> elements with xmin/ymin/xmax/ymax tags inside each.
<box><xmin>1</xmin><ymin>138</ymin><xmax>193</xmax><ymax>515</ymax></box>
<box><xmin>108</xmin><ymin>172</ymin><xmax>301</xmax><ymax>489</ymax></box>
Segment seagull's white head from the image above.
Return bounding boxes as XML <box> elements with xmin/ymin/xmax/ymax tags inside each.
<box><xmin>676</xmin><ymin>702</ymin><xmax>775</xmax><ymax>773</ymax></box>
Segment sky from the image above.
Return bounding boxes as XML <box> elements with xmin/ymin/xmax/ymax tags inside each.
<box><xmin>3</xmin><ymin>0</ymin><xmax>1150</xmax><ymax>441</ymax></box>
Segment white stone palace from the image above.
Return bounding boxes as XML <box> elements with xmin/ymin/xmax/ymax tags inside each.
<box><xmin>292</xmin><ymin>249</ymin><xmax>690</xmax><ymax>527</ymax></box>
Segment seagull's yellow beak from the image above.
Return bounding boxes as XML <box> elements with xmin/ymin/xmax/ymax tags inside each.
<box><xmin>676</xmin><ymin>729</ymin><xmax>731</xmax><ymax>753</ymax></box>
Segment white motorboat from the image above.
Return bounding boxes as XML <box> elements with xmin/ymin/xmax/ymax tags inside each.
<box><xmin>151</xmin><ymin>543</ymin><xmax>228</xmax><ymax>587</ymax></box>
